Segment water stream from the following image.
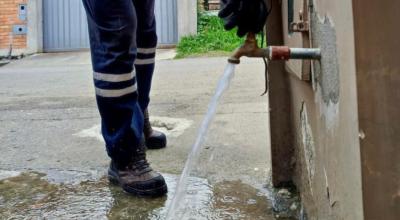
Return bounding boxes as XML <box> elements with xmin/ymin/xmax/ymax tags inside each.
<box><xmin>165</xmin><ymin>63</ymin><xmax>237</xmax><ymax>219</ymax></box>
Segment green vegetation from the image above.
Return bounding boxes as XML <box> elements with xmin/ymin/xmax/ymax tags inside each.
<box><xmin>175</xmin><ymin>13</ymin><xmax>244</xmax><ymax>58</ymax></box>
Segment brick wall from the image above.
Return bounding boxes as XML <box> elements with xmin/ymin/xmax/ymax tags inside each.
<box><xmin>0</xmin><ymin>0</ymin><xmax>27</xmax><ymax>50</ymax></box>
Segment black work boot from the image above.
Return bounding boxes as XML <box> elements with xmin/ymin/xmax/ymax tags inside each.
<box><xmin>143</xmin><ymin>109</ymin><xmax>167</xmax><ymax>149</ymax></box>
<box><xmin>108</xmin><ymin>146</ymin><xmax>168</xmax><ymax>197</ymax></box>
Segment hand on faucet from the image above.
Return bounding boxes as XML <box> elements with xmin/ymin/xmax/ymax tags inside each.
<box><xmin>218</xmin><ymin>0</ymin><xmax>270</xmax><ymax>37</ymax></box>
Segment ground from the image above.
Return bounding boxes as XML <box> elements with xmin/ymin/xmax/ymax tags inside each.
<box><xmin>0</xmin><ymin>51</ymin><xmax>291</xmax><ymax>219</ymax></box>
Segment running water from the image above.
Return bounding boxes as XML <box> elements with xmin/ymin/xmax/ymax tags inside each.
<box><xmin>165</xmin><ymin>63</ymin><xmax>237</xmax><ymax>219</ymax></box>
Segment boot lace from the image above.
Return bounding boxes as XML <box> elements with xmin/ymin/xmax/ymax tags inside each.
<box><xmin>131</xmin><ymin>148</ymin><xmax>152</xmax><ymax>174</ymax></box>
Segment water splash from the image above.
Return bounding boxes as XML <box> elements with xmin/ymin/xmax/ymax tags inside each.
<box><xmin>166</xmin><ymin>63</ymin><xmax>236</xmax><ymax>219</ymax></box>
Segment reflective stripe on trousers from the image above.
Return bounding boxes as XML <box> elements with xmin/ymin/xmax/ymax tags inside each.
<box><xmin>82</xmin><ymin>0</ymin><xmax>157</xmax><ymax>165</ymax></box>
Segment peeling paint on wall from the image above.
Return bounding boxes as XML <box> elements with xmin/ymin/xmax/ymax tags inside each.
<box><xmin>310</xmin><ymin>9</ymin><xmax>340</xmax><ymax>129</ymax></box>
<box><xmin>311</xmin><ymin>12</ymin><xmax>340</xmax><ymax>104</ymax></box>
<box><xmin>300</xmin><ymin>103</ymin><xmax>316</xmax><ymax>195</ymax></box>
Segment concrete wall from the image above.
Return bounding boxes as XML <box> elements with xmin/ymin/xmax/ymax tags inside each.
<box><xmin>352</xmin><ymin>0</ymin><xmax>400</xmax><ymax>219</ymax></box>
<box><xmin>177</xmin><ymin>0</ymin><xmax>197</xmax><ymax>39</ymax></box>
<box><xmin>26</xmin><ymin>0</ymin><xmax>42</xmax><ymax>54</ymax></box>
<box><xmin>268</xmin><ymin>0</ymin><xmax>364</xmax><ymax>219</ymax></box>
<box><xmin>270</xmin><ymin>0</ymin><xmax>400</xmax><ymax>219</ymax></box>
<box><xmin>266</xmin><ymin>0</ymin><xmax>295</xmax><ymax>187</ymax></box>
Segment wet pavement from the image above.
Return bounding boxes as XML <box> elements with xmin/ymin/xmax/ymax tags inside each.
<box><xmin>0</xmin><ymin>52</ymin><xmax>298</xmax><ymax>219</ymax></box>
<box><xmin>0</xmin><ymin>171</ymin><xmax>297</xmax><ymax>220</ymax></box>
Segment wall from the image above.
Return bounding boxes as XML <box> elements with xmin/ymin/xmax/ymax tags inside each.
<box><xmin>0</xmin><ymin>0</ymin><xmax>42</xmax><ymax>57</ymax></box>
<box><xmin>26</xmin><ymin>0</ymin><xmax>42</xmax><ymax>54</ymax></box>
<box><xmin>177</xmin><ymin>0</ymin><xmax>197</xmax><ymax>39</ymax></box>
<box><xmin>266</xmin><ymin>0</ymin><xmax>295</xmax><ymax>187</ymax></box>
<box><xmin>268</xmin><ymin>0</ymin><xmax>364</xmax><ymax>219</ymax></box>
<box><xmin>1</xmin><ymin>0</ymin><xmax>194</xmax><ymax>55</ymax></box>
<box><xmin>0</xmin><ymin>0</ymin><xmax>27</xmax><ymax>56</ymax></box>
<box><xmin>352</xmin><ymin>0</ymin><xmax>400</xmax><ymax>219</ymax></box>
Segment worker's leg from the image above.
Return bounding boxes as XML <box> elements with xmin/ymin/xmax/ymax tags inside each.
<box><xmin>82</xmin><ymin>0</ymin><xmax>142</xmax><ymax>167</ymax></box>
<box><xmin>82</xmin><ymin>0</ymin><xmax>167</xmax><ymax>197</ymax></box>
<box><xmin>132</xmin><ymin>0</ymin><xmax>157</xmax><ymax>112</ymax></box>
<box><xmin>83</xmin><ymin>0</ymin><xmax>167</xmax><ymax>196</ymax></box>
<box><xmin>133</xmin><ymin>0</ymin><xmax>167</xmax><ymax>149</ymax></box>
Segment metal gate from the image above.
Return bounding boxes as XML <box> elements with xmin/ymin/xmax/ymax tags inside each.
<box><xmin>43</xmin><ymin>0</ymin><xmax>89</xmax><ymax>52</ymax></box>
<box><xmin>43</xmin><ymin>0</ymin><xmax>178</xmax><ymax>52</ymax></box>
<box><xmin>155</xmin><ymin>0</ymin><xmax>178</xmax><ymax>45</ymax></box>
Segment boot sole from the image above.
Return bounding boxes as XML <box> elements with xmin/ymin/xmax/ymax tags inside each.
<box><xmin>108</xmin><ymin>173</ymin><xmax>168</xmax><ymax>197</ymax></box>
<box><xmin>145</xmin><ymin>139</ymin><xmax>167</xmax><ymax>149</ymax></box>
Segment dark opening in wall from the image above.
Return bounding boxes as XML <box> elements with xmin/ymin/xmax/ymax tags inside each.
<box><xmin>288</xmin><ymin>0</ymin><xmax>294</xmax><ymax>34</ymax></box>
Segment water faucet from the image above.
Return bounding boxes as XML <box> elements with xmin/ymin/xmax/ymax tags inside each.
<box><xmin>228</xmin><ymin>33</ymin><xmax>322</xmax><ymax>64</ymax></box>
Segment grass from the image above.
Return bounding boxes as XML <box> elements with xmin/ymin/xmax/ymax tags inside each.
<box><xmin>175</xmin><ymin>13</ymin><xmax>244</xmax><ymax>58</ymax></box>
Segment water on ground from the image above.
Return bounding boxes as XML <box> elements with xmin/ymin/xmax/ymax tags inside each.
<box><xmin>0</xmin><ymin>171</ymin><xmax>296</xmax><ymax>220</ymax></box>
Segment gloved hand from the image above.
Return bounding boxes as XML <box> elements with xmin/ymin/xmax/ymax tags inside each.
<box><xmin>218</xmin><ymin>0</ymin><xmax>269</xmax><ymax>37</ymax></box>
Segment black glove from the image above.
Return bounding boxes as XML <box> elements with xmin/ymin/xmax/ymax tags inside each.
<box><xmin>218</xmin><ymin>0</ymin><xmax>269</xmax><ymax>37</ymax></box>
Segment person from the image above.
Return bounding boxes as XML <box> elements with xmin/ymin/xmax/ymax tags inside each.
<box><xmin>82</xmin><ymin>0</ymin><xmax>167</xmax><ymax>197</ymax></box>
<box><xmin>219</xmin><ymin>0</ymin><xmax>269</xmax><ymax>37</ymax></box>
<box><xmin>81</xmin><ymin>0</ymin><xmax>268</xmax><ymax>198</ymax></box>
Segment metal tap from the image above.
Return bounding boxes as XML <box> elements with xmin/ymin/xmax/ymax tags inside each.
<box><xmin>228</xmin><ymin>33</ymin><xmax>321</xmax><ymax>64</ymax></box>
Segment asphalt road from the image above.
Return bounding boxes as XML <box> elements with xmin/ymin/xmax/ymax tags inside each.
<box><xmin>0</xmin><ymin>51</ymin><xmax>279</xmax><ymax>218</ymax></box>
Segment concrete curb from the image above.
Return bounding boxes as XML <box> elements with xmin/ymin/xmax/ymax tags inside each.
<box><xmin>0</xmin><ymin>60</ymin><xmax>10</xmax><ymax>67</ymax></box>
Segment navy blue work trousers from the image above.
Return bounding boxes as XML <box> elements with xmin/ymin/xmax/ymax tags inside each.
<box><xmin>82</xmin><ymin>0</ymin><xmax>157</xmax><ymax>165</ymax></box>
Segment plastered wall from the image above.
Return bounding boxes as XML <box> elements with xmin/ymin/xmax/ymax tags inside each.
<box><xmin>268</xmin><ymin>0</ymin><xmax>364</xmax><ymax>219</ymax></box>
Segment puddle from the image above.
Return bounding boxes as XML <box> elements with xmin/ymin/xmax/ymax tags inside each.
<box><xmin>0</xmin><ymin>171</ymin><xmax>296</xmax><ymax>220</ymax></box>
<box><xmin>0</xmin><ymin>172</ymin><xmax>111</xmax><ymax>219</ymax></box>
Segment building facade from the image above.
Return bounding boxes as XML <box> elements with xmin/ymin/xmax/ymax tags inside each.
<box><xmin>0</xmin><ymin>0</ymin><xmax>197</xmax><ymax>56</ymax></box>
<box><xmin>268</xmin><ymin>0</ymin><xmax>400</xmax><ymax>219</ymax></box>
<box><xmin>0</xmin><ymin>0</ymin><xmax>29</xmax><ymax>56</ymax></box>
